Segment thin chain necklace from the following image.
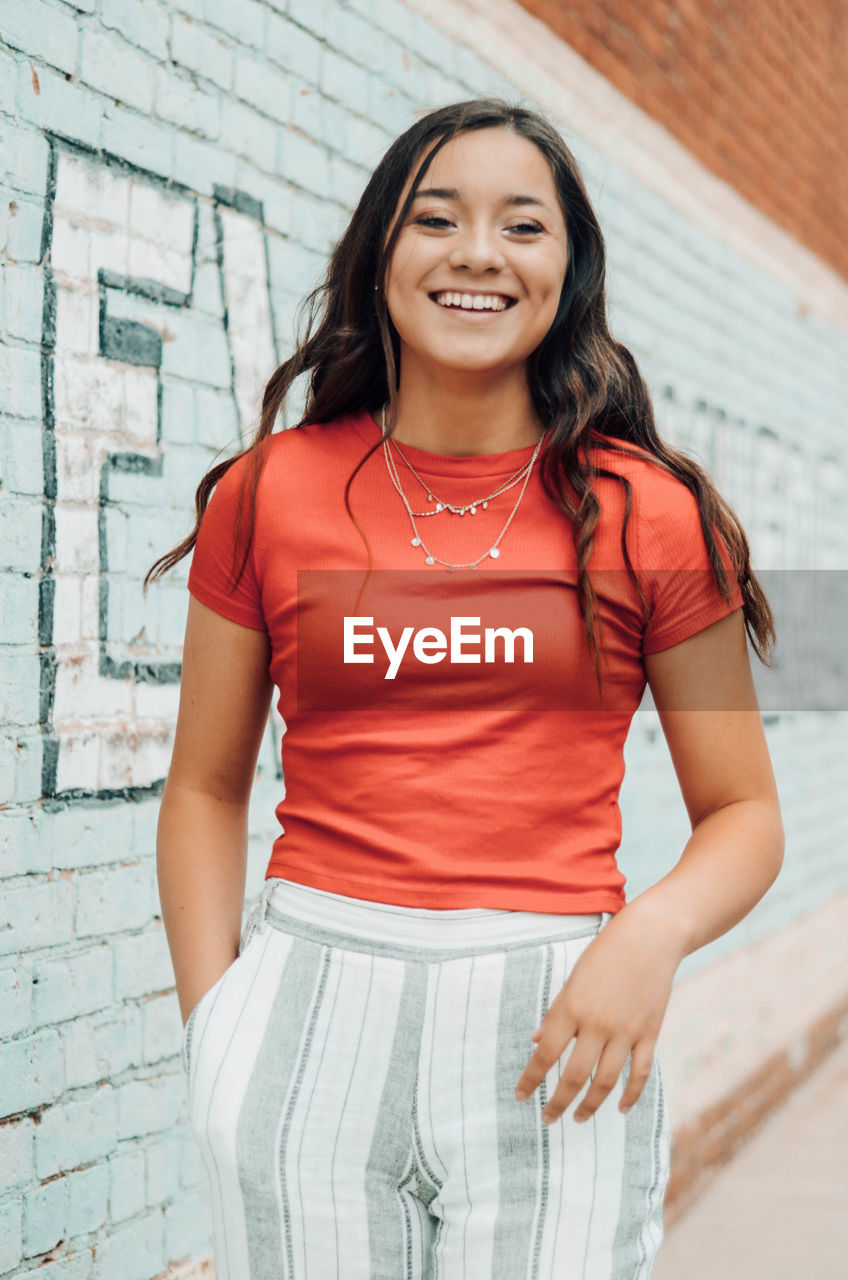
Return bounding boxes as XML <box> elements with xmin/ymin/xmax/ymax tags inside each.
<box><xmin>379</xmin><ymin>404</ymin><xmax>545</xmax><ymax>571</ymax></box>
<box><xmin>382</xmin><ymin>407</ymin><xmax>540</xmax><ymax>518</ymax></box>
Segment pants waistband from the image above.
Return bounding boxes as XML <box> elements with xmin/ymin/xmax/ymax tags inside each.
<box><xmin>243</xmin><ymin>877</ymin><xmax>610</xmax><ymax>952</ymax></box>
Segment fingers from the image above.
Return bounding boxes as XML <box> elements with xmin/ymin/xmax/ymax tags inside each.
<box><xmin>515</xmin><ymin>1035</ymin><xmax>655</xmax><ymax>1125</ymax></box>
<box><xmin>542</xmin><ymin>1035</ymin><xmax>613</xmax><ymax>1125</ymax></box>
<box><xmin>514</xmin><ymin>1023</ymin><xmax>578</xmax><ymax>1103</ymax></box>
<box><xmin>560</xmin><ymin>1038</ymin><xmax>631</xmax><ymax>1125</ymax></box>
<box><xmin>616</xmin><ymin>1042</ymin><xmax>656</xmax><ymax>1114</ymax></box>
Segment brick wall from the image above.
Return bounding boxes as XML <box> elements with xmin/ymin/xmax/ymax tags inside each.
<box><xmin>1</xmin><ymin>0</ymin><xmax>847</xmax><ymax>1274</ymax></box>
<box><xmin>514</xmin><ymin>0</ymin><xmax>848</xmax><ymax>287</ymax></box>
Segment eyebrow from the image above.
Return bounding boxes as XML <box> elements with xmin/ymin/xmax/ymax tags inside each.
<box><xmin>411</xmin><ymin>187</ymin><xmax>554</xmax><ymax>215</ymax></box>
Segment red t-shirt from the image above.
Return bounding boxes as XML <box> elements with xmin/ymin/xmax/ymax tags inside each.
<box><xmin>186</xmin><ymin>406</ymin><xmax>743</xmax><ymax>914</ymax></box>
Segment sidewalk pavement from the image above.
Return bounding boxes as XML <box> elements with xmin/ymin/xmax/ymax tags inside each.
<box><xmin>654</xmin><ymin>1033</ymin><xmax>848</xmax><ymax>1280</ymax></box>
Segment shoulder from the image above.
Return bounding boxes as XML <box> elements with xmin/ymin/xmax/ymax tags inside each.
<box><xmin>212</xmin><ymin>413</ymin><xmax>363</xmax><ymax>500</ymax></box>
<box><xmin>585</xmin><ymin>433</ymin><xmax>719</xmax><ymax>566</ymax></box>
<box><xmin>588</xmin><ymin>432</ymin><xmax>681</xmax><ymax>487</ymax></box>
<box><xmin>257</xmin><ymin>411</ymin><xmax>370</xmax><ymax>473</ymax></box>
<box><xmin>587</xmin><ymin>432</ymin><xmax>699</xmax><ymax>517</ymax></box>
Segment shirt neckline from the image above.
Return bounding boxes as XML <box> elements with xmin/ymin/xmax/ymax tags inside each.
<box><xmin>354</xmin><ymin>406</ymin><xmax>552</xmax><ymax>479</ymax></box>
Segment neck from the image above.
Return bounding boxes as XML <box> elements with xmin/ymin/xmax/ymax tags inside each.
<box><xmin>377</xmin><ymin>374</ymin><xmax>544</xmax><ymax>456</ymax></box>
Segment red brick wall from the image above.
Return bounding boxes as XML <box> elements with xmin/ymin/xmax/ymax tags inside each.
<box><xmin>515</xmin><ymin>0</ymin><xmax>848</xmax><ymax>284</ymax></box>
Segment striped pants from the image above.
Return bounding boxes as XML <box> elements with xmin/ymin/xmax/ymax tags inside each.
<box><xmin>182</xmin><ymin>878</ymin><xmax>671</xmax><ymax>1279</ymax></box>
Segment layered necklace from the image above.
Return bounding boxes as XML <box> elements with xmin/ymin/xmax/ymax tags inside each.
<box><xmin>379</xmin><ymin>403</ymin><xmax>546</xmax><ymax>571</ymax></box>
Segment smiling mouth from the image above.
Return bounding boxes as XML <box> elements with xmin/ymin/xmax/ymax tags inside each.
<box><xmin>429</xmin><ymin>291</ymin><xmax>518</xmax><ymax>313</ymax></box>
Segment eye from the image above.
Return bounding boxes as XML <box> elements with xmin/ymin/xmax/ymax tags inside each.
<box><xmin>413</xmin><ymin>216</ymin><xmax>544</xmax><ymax>235</ymax></box>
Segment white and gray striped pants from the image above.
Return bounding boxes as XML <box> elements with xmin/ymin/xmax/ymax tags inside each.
<box><xmin>182</xmin><ymin>877</ymin><xmax>671</xmax><ymax>1279</ymax></box>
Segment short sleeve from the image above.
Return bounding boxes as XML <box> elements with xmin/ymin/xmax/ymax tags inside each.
<box><xmin>187</xmin><ymin>452</ymin><xmax>267</xmax><ymax>632</ymax></box>
<box><xmin>640</xmin><ymin>475</ymin><xmax>743</xmax><ymax>655</ymax></box>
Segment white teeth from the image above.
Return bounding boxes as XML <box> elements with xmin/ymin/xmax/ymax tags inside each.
<box><xmin>433</xmin><ymin>291</ymin><xmax>511</xmax><ymax>312</ymax></box>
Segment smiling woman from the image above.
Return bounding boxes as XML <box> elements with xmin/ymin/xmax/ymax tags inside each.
<box><xmin>378</xmin><ymin>127</ymin><xmax>570</xmax><ymax>454</ymax></box>
<box><xmin>146</xmin><ymin>97</ymin><xmax>782</xmax><ymax>1280</ymax></box>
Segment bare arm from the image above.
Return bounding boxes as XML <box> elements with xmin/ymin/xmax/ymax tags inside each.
<box><xmin>514</xmin><ymin>606</ymin><xmax>784</xmax><ymax>1125</ymax></box>
<box><xmin>158</xmin><ymin>595</ymin><xmax>274</xmax><ymax>1024</ymax></box>
<box><xmin>629</xmin><ymin>606</ymin><xmax>785</xmax><ymax>957</ymax></box>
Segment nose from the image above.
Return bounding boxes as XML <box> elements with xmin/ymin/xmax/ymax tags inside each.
<box><xmin>448</xmin><ymin>220</ymin><xmax>507</xmax><ymax>275</ymax></box>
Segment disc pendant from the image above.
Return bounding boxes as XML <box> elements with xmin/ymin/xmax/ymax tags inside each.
<box><xmin>489</xmin><ymin>547</ymin><xmax>500</xmax><ymax>559</ymax></box>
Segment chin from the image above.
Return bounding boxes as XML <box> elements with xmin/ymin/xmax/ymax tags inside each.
<box><xmin>425</xmin><ymin>352</ymin><xmax>508</xmax><ymax>374</ymax></box>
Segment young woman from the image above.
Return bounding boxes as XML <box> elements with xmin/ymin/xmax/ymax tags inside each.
<box><xmin>147</xmin><ymin>98</ymin><xmax>784</xmax><ymax>1279</ymax></box>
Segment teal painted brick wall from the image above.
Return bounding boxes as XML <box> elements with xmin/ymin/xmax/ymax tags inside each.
<box><xmin>1</xmin><ymin>0</ymin><xmax>847</xmax><ymax>1274</ymax></box>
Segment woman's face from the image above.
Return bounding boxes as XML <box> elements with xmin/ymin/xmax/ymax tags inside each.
<box><xmin>383</xmin><ymin>127</ymin><xmax>569</xmax><ymax>380</ymax></box>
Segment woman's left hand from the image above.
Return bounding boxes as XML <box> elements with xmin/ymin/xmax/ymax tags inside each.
<box><xmin>513</xmin><ymin>904</ymin><xmax>685</xmax><ymax>1125</ymax></box>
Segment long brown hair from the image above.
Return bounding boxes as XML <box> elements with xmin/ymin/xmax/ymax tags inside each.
<box><xmin>144</xmin><ymin>97</ymin><xmax>776</xmax><ymax>701</ymax></box>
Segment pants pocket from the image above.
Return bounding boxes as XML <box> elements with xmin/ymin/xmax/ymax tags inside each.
<box><xmin>181</xmin><ymin>1000</ymin><xmax>199</xmax><ymax>1076</ymax></box>
<box><xmin>181</xmin><ymin>963</ymin><xmax>231</xmax><ymax>1078</ymax></box>
<box><xmin>181</xmin><ymin>930</ymin><xmax>260</xmax><ymax>1078</ymax></box>
<box><xmin>180</xmin><ymin>884</ymin><xmax>279</xmax><ymax>1080</ymax></box>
